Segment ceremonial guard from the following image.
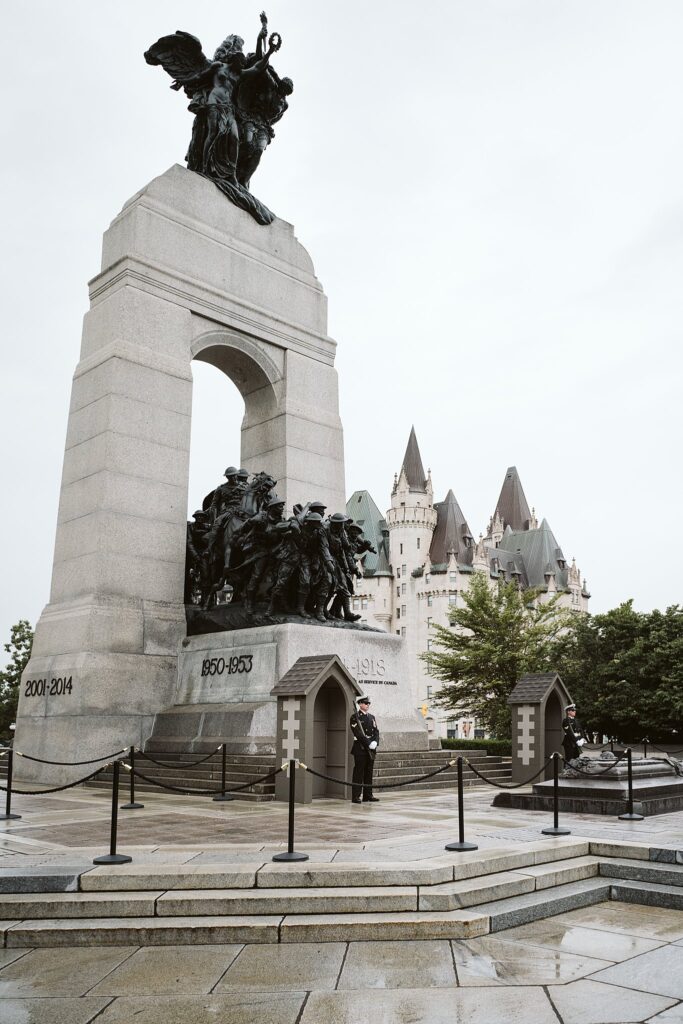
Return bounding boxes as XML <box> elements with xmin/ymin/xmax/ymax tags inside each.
<box><xmin>350</xmin><ymin>696</ymin><xmax>380</xmax><ymax>803</ymax></box>
<box><xmin>562</xmin><ymin>703</ymin><xmax>586</xmax><ymax>763</ymax></box>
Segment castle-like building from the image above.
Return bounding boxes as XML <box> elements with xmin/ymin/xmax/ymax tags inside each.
<box><xmin>346</xmin><ymin>427</ymin><xmax>590</xmax><ymax>740</ymax></box>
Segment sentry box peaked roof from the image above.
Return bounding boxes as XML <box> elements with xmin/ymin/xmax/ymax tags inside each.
<box><xmin>508</xmin><ymin>672</ymin><xmax>572</xmax><ymax>706</ymax></box>
<box><xmin>271</xmin><ymin>654</ymin><xmax>364</xmax><ymax>699</ymax></box>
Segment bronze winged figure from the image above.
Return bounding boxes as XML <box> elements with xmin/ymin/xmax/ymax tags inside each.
<box><xmin>144</xmin><ymin>12</ymin><xmax>292</xmax><ymax>225</ymax></box>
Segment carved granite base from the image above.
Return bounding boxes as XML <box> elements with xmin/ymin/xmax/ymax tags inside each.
<box><xmin>147</xmin><ymin>622</ymin><xmax>429</xmax><ymax>754</ymax></box>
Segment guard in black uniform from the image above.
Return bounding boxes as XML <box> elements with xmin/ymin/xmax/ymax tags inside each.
<box><xmin>350</xmin><ymin>696</ymin><xmax>380</xmax><ymax>803</ymax></box>
<box><xmin>562</xmin><ymin>703</ymin><xmax>585</xmax><ymax>763</ymax></box>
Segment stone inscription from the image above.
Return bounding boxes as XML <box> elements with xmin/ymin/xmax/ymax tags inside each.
<box><xmin>23</xmin><ymin>676</ymin><xmax>74</xmax><ymax>698</ymax></box>
<box><xmin>200</xmin><ymin>654</ymin><xmax>253</xmax><ymax>677</ymax></box>
<box><xmin>177</xmin><ymin>643</ymin><xmax>277</xmax><ymax>704</ymax></box>
<box><xmin>342</xmin><ymin>657</ymin><xmax>397</xmax><ymax>687</ymax></box>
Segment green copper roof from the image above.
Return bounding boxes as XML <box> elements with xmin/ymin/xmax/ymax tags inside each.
<box><xmin>346</xmin><ymin>489</ymin><xmax>391</xmax><ymax>576</ymax></box>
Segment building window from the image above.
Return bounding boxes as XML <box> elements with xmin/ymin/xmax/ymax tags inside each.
<box><xmin>401</xmin><ymin>626</ymin><xmax>406</xmax><ymax>637</ymax></box>
<box><xmin>402</xmin><ymin>564</ymin><xmax>407</xmax><ymax>575</ymax></box>
<box><xmin>397</xmin><ymin>608</ymin><xmax>401</xmax><ymax>619</ymax></box>
<box><xmin>427</xmin><ymin>686</ymin><xmax>433</xmax><ymax>699</ymax></box>
<box><xmin>352</xmin><ymin>598</ymin><xmax>359</xmax><ymax>610</ymax></box>
<box><xmin>448</xmin><ymin>593</ymin><xmax>457</xmax><ymax>606</ymax></box>
<box><xmin>449</xmin><ymin>571</ymin><xmax>457</xmax><ymax>582</ymax></box>
<box><xmin>396</xmin><ymin>586</ymin><xmax>400</xmax><ymax>598</ymax></box>
<box><xmin>401</xmin><ymin>605</ymin><xmax>406</xmax><ymax>616</ymax></box>
<box><xmin>427</xmin><ymin>617</ymin><xmax>432</xmax><ymax>627</ymax></box>
<box><xmin>397</xmin><ymin>567</ymin><xmax>400</xmax><ymax>579</ymax></box>
<box><xmin>417</xmin><ymin>537</ymin><xmax>421</xmax><ymax>550</ymax></box>
<box><xmin>401</xmin><ymin>583</ymin><xmax>406</xmax><ymax>595</ymax></box>
<box><xmin>427</xmin><ymin>594</ymin><xmax>433</xmax><ymax>607</ymax></box>
<box><xmin>426</xmin><ymin>639</ymin><xmax>433</xmax><ymax>651</ymax></box>
<box><xmin>400</xmin><ymin>543</ymin><xmax>403</xmax><ymax>555</ymax></box>
<box><xmin>396</xmin><ymin>630</ymin><xmax>400</xmax><ymax>635</ymax></box>
<box><xmin>425</xmin><ymin>573</ymin><xmax>431</xmax><ymax>584</ymax></box>
<box><xmin>361</xmin><ymin>598</ymin><xmax>368</xmax><ymax>609</ymax></box>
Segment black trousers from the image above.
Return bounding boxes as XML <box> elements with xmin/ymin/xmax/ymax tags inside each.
<box><xmin>352</xmin><ymin>749</ymin><xmax>375</xmax><ymax>801</ymax></box>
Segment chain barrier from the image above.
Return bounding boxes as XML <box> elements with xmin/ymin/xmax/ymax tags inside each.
<box><xmin>463</xmin><ymin>756</ymin><xmax>553</xmax><ymax>789</ymax></box>
<box><xmin>125</xmin><ymin>763</ymin><xmax>283</xmax><ymax>796</ymax></box>
<box><xmin>300</xmin><ymin>760</ymin><xmax>457</xmax><ymax>791</ymax></box>
<box><xmin>562</xmin><ymin>751</ymin><xmax>628</xmax><ymax>777</ymax></box>
<box><xmin>642</xmin><ymin>740</ymin><xmax>683</xmax><ymax>756</ymax></box>
<box><xmin>13</xmin><ymin>748</ymin><xmax>128</xmax><ymax>767</ymax></box>
<box><xmin>0</xmin><ymin>763</ymin><xmax>112</xmax><ymax>796</ymax></box>
<box><xmin>136</xmin><ymin>746</ymin><xmax>222</xmax><ymax>770</ymax></box>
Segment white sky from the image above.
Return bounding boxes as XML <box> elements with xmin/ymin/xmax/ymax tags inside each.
<box><xmin>1</xmin><ymin>0</ymin><xmax>682</xmax><ymax>649</ymax></box>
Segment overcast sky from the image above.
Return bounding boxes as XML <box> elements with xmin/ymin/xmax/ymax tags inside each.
<box><xmin>1</xmin><ymin>0</ymin><xmax>682</xmax><ymax>650</ymax></box>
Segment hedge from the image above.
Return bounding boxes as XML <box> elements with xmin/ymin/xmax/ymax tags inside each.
<box><xmin>440</xmin><ymin>737</ymin><xmax>512</xmax><ymax>756</ymax></box>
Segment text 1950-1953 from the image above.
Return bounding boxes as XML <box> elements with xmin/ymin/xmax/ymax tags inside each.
<box><xmin>200</xmin><ymin>655</ymin><xmax>253</xmax><ymax>677</ymax></box>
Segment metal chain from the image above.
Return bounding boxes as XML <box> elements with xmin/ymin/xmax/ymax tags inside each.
<box><xmin>0</xmin><ymin>764</ymin><xmax>110</xmax><ymax>795</ymax></box>
<box><xmin>126</xmin><ymin>764</ymin><xmax>283</xmax><ymax>796</ymax></box>
<box><xmin>136</xmin><ymin>747</ymin><xmax>222</xmax><ymax>770</ymax></box>
<box><xmin>14</xmin><ymin>748</ymin><xmax>128</xmax><ymax>767</ymax></box>
<box><xmin>301</xmin><ymin>760</ymin><xmax>457</xmax><ymax>790</ymax></box>
<box><xmin>464</xmin><ymin>755</ymin><xmax>553</xmax><ymax>789</ymax></box>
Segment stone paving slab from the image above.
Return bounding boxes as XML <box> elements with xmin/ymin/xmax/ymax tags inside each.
<box><xmin>0</xmin><ymin>945</ymin><xmax>136</xmax><ymax>996</ymax></box>
<box><xmin>299</xmin><ymin>987</ymin><xmax>560</xmax><ymax>1023</ymax></box>
<box><xmin>0</xmin><ymin>997</ymin><xmax>113</xmax><ymax>1024</ymax></box>
<box><xmin>590</xmin><ymin>944</ymin><xmax>683</xmax><ymax>999</ymax></box>
<box><xmin>93</xmin><ymin>992</ymin><xmax>307</xmax><ymax>1024</ymax></box>
<box><xmin>547</xmin><ymin>978</ymin><xmax>677</xmax><ymax>1024</ymax></box>
<box><xmin>214</xmin><ymin>942</ymin><xmax>346</xmax><ymax>992</ymax></box>
<box><xmin>88</xmin><ymin>943</ymin><xmax>244</xmax><ymax>995</ymax></box>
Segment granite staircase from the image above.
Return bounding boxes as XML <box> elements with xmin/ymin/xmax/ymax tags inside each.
<box><xmin>0</xmin><ymin>838</ymin><xmax>681</xmax><ymax>948</ymax></box>
<box><xmin>88</xmin><ymin>748</ymin><xmax>511</xmax><ymax>801</ymax></box>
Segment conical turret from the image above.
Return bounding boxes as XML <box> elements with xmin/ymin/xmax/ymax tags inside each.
<box><xmin>493</xmin><ymin>466</ymin><xmax>532</xmax><ymax>531</ymax></box>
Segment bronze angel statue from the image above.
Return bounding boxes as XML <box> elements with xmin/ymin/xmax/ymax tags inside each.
<box><xmin>145</xmin><ymin>12</ymin><xmax>293</xmax><ymax>225</ymax></box>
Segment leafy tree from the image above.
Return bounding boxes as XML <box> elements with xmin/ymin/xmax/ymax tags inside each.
<box><xmin>422</xmin><ymin>573</ymin><xmax>572</xmax><ymax>738</ymax></box>
<box><xmin>0</xmin><ymin>620</ymin><xmax>33</xmax><ymax>739</ymax></box>
<box><xmin>554</xmin><ymin>602</ymin><xmax>683</xmax><ymax>742</ymax></box>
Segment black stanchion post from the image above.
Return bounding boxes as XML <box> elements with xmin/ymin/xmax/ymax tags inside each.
<box><xmin>445</xmin><ymin>758</ymin><xmax>478</xmax><ymax>852</ymax></box>
<box><xmin>610</xmin><ymin>737</ymin><xmax>614</xmax><ymax>753</ymax></box>
<box><xmin>272</xmin><ymin>760</ymin><xmax>308</xmax><ymax>862</ymax></box>
<box><xmin>93</xmin><ymin>760</ymin><xmax>133</xmax><ymax>864</ymax></box>
<box><xmin>1</xmin><ymin>749</ymin><xmax>22</xmax><ymax>821</ymax></box>
<box><xmin>618</xmin><ymin>748</ymin><xmax>644</xmax><ymax>821</ymax></box>
<box><xmin>120</xmin><ymin>746</ymin><xmax>144</xmax><ymax>810</ymax></box>
<box><xmin>213</xmin><ymin>743</ymin><xmax>235</xmax><ymax>802</ymax></box>
<box><xmin>643</xmin><ymin>737</ymin><xmax>648</xmax><ymax>760</ymax></box>
<box><xmin>542</xmin><ymin>752</ymin><xmax>571</xmax><ymax>836</ymax></box>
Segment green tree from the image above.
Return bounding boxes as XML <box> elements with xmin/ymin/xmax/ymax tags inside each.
<box><xmin>0</xmin><ymin>620</ymin><xmax>33</xmax><ymax>739</ymax></box>
<box><xmin>422</xmin><ymin>573</ymin><xmax>572</xmax><ymax>738</ymax></box>
<box><xmin>555</xmin><ymin>602</ymin><xmax>683</xmax><ymax>741</ymax></box>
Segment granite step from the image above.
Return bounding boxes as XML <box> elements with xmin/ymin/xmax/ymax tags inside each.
<box><xmin>3</xmin><ymin>915</ymin><xmax>282</xmax><ymax>947</ymax></box>
<box><xmin>475</xmin><ymin>877</ymin><xmax>612</xmax><ymax>932</ymax></box>
<box><xmin>78</xmin><ymin>839</ymin><xmax>590</xmax><ymax>893</ymax></box>
<box><xmin>598</xmin><ymin>858</ymin><xmax>683</xmax><ymax>887</ymax></box>
<box><xmin>609</xmin><ymin>878</ymin><xmax>683</xmax><ymax>911</ymax></box>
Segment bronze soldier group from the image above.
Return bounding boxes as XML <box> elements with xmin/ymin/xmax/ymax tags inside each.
<box><xmin>185</xmin><ymin>465</ymin><xmax>376</xmax><ymax>623</ymax></box>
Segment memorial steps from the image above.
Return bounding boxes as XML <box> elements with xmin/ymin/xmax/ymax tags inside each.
<box><xmin>0</xmin><ymin>839</ymin><xmax>681</xmax><ymax>947</ymax></box>
<box><xmin>87</xmin><ymin>749</ymin><xmax>512</xmax><ymax>801</ymax></box>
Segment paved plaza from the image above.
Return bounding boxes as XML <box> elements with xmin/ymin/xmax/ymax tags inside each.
<box><xmin>1</xmin><ymin>783</ymin><xmax>682</xmax><ymax>1022</ymax></box>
